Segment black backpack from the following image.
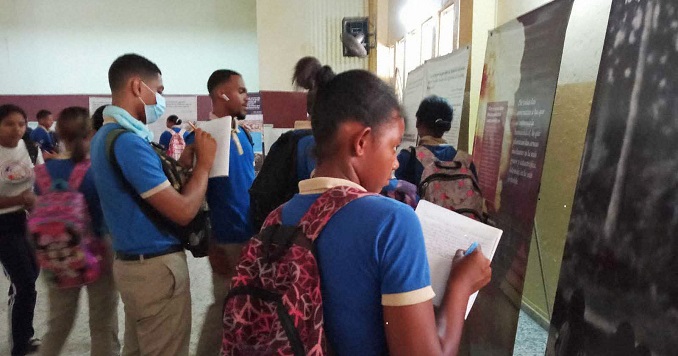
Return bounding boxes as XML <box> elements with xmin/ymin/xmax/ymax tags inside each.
<box><xmin>23</xmin><ymin>136</ymin><xmax>39</xmax><ymax>165</ymax></box>
<box><xmin>249</xmin><ymin>129</ymin><xmax>313</xmax><ymax>232</ymax></box>
<box><xmin>105</xmin><ymin>129</ymin><xmax>211</xmax><ymax>257</ymax></box>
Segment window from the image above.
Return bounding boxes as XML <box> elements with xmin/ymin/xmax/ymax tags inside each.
<box><xmin>405</xmin><ymin>28</ymin><xmax>421</xmax><ymax>79</ymax></box>
<box><xmin>421</xmin><ymin>17</ymin><xmax>437</xmax><ymax>63</ymax></box>
<box><xmin>395</xmin><ymin>38</ymin><xmax>406</xmax><ymax>99</ymax></box>
<box><xmin>438</xmin><ymin>3</ymin><xmax>458</xmax><ymax>56</ymax></box>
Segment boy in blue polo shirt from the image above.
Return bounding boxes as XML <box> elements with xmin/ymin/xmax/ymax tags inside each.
<box><xmin>90</xmin><ymin>54</ymin><xmax>216</xmax><ymax>356</ymax></box>
<box><xmin>191</xmin><ymin>69</ymin><xmax>255</xmax><ymax>356</ymax></box>
<box><xmin>30</xmin><ymin>109</ymin><xmax>57</xmax><ymax>158</ymax></box>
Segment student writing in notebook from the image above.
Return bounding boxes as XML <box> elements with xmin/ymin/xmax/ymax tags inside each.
<box><xmin>280</xmin><ymin>70</ymin><xmax>492</xmax><ymax>355</ymax></box>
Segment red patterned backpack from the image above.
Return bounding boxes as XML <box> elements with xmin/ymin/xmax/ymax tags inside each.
<box><xmin>413</xmin><ymin>146</ymin><xmax>484</xmax><ymax>220</ymax></box>
<box><xmin>222</xmin><ymin>186</ymin><xmax>373</xmax><ymax>355</ymax></box>
<box><xmin>28</xmin><ymin>161</ymin><xmax>101</xmax><ymax>288</ymax></box>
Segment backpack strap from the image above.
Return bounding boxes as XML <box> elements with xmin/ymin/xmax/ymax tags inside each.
<box><xmin>260</xmin><ymin>186</ymin><xmax>374</xmax><ymax>241</ymax></box>
<box><xmin>261</xmin><ymin>205</ymin><xmax>285</xmax><ymax>230</ymax></box>
<box><xmin>68</xmin><ymin>160</ymin><xmax>91</xmax><ymax>191</ymax></box>
<box><xmin>452</xmin><ymin>150</ymin><xmax>473</xmax><ymax>167</ymax></box>
<box><xmin>413</xmin><ymin>146</ymin><xmax>437</xmax><ymax>164</ymax></box>
<box><xmin>178</xmin><ymin>128</ymin><xmax>186</xmax><ymax>137</ymax></box>
<box><xmin>299</xmin><ymin>186</ymin><xmax>374</xmax><ymax>241</ymax></box>
<box><xmin>33</xmin><ymin>164</ymin><xmax>52</xmax><ymax>194</ymax></box>
<box><xmin>241</xmin><ymin>125</ymin><xmax>254</xmax><ymax>147</ymax></box>
<box><xmin>105</xmin><ymin>129</ymin><xmax>170</xmax><ymax>230</ymax></box>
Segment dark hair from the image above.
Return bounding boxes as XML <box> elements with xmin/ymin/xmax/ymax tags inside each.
<box><xmin>416</xmin><ymin>95</ymin><xmax>453</xmax><ymax>137</ymax></box>
<box><xmin>311</xmin><ymin>70</ymin><xmax>400</xmax><ymax>163</ymax></box>
<box><xmin>37</xmin><ymin>109</ymin><xmax>52</xmax><ymax>120</ymax></box>
<box><xmin>292</xmin><ymin>57</ymin><xmax>336</xmax><ymax>115</ymax></box>
<box><xmin>0</xmin><ymin>104</ymin><xmax>27</xmax><ymax>123</ymax></box>
<box><xmin>91</xmin><ymin>105</ymin><xmax>107</xmax><ymax>131</ymax></box>
<box><xmin>207</xmin><ymin>69</ymin><xmax>241</xmax><ymax>95</ymax></box>
<box><xmin>56</xmin><ymin>107</ymin><xmax>91</xmax><ymax>163</ymax></box>
<box><xmin>108</xmin><ymin>53</ymin><xmax>162</xmax><ymax>91</ymax></box>
<box><xmin>167</xmin><ymin>115</ymin><xmax>181</xmax><ymax>125</ymax></box>
<box><xmin>293</xmin><ymin>56</ymin><xmax>322</xmax><ymax>90</ymax></box>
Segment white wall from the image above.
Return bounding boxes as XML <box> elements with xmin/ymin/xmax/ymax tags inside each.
<box><xmin>557</xmin><ymin>0</ymin><xmax>612</xmax><ymax>84</ymax></box>
<box><xmin>468</xmin><ymin>0</ymin><xmax>497</xmax><ymax>152</ymax></box>
<box><xmin>496</xmin><ymin>0</ymin><xmax>612</xmax><ymax>84</ymax></box>
<box><xmin>0</xmin><ymin>0</ymin><xmax>259</xmax><ymax>95</ymax></box>
<box><xmin>256</xmin><ymin>0</ymin><xmax>369</xmax><ymax>91</ymax></box>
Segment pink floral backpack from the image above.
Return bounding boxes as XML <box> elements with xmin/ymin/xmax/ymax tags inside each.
<box><xmin>414</xmin><ymin>146</ymin><xmax>484</xmax><ymax>220</ymax></box>
<box><xmin>166</xmin><ymin>128</ymin><xmax>186</xmax><ymax>160</ymax></box>
<box><xmin>28</xmin><ymin>161</ymin><xmax>101</xmax><ymax>288</ymax></box>
<box><xmin>222</xmin><ymin>186</ymin><xmax>373</xmax><ymax>356</ymax></box>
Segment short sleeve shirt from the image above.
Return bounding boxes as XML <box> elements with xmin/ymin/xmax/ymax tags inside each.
<box><xmin>90</xmin><ymin>122</ymin><xmax>179</xmax><ymax>254</ymax></box>
<box><xmin>185</xmin><ymin>121</ymin><xmax>255</xmax><ymax>243</ymax></box>
<box><xmin>30</xmin><ymin>126</ymin><xmax>56</xmax><ymax>153</ymax></box>
<box><xmin>0</xmin><ymin>139</ymin><xmax>43</xmax><ymax>215</ymax></box>
<box><xmin>281</xmin><ymin>177</ymin><xmax>435</xmax><ymax>355</ymax></box>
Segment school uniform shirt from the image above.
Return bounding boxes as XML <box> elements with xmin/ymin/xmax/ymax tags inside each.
<box><xmin>295</xmin><ymin>133</ymin><xmax>316</xmax><ymax>181</ymax></box>
<box><xmin>30</xmin><ymin>125</ymin><xmax>56</xmax><ymax>153</ymax></box>
<box><xmin>158</xmin><ymin>126</ymin><xmax>189</xmax><ymax>150</ymax></box>
<box><xmin>35</xmin><ymin>158</ymin><xmax>106</xmax><ymax>237</ymax></box>
<box><xmin>0</xmin><ymin>139</ymin><xmax>44</xmax><ymax>215</ymax></box>
<box><xmin>395</xmin><ymin>136</ymin><xmax>478</xmax><ymax>185</ymax></box>
<box><xmin>90</xmin><ymin>121</ymin><xmax>179</xmax><ymax>254</ymax></box>
<box><xmin>185</xmin><ymin>115</ymin><xmax>255</xmax><ymax>244</ymax></box>
<box><xmin>282</xmin><ymin>177</ymin><xmax>435</xmax><ymax>355</ymax></box>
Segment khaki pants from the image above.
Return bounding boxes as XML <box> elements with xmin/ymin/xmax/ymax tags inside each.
<box><xmin>196</xmin><ymin>243</ymin><xmax>244</xmax><ymax>356</ymax></box>
<box><xmin>40</xmin><ymin>269</ymin><xmax>120</xmax><ymax>356</ymax></box>
<box><xmin>113</xmin><ymin>251</ymin><xmax>191</xmax><ymax>356</ymax></box>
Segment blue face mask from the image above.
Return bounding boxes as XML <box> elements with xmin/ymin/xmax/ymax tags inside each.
<box><xmin>139</xmin><ymin>82</ymin><xmax>166</xmax><ymax>124</ymax></box>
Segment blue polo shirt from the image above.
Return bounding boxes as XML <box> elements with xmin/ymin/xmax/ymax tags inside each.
<box><xmin>35</xmin><ymin>159</ymin><xmax>106</xmax><ymax>237</ymax></box>
<box><xmin>30</xmin><ymin>126</ymin><xmax>56</xmax><ymax>153</ymax></box>
<box><xmin>158</xmin><ymin>127</ymin><xmax>188</xmax><ymax>150</ymax></box>
<box><xmin>281</xmin><ymin>177</ymin><xmax>434</xmax><ymax>355</ymax></box>
<box><xmin>295</xmin><ymin>133</ymin><xmax>316</xmax><ymax>181</ymax></box>
<box><xmin>90</xmin><ymin>122</ymin><xmax>179</xmax><ymax>254</ymax></box>
<box><xmin>186</xmin><ymin>124</ymin><xmax>255</xmax><ymax>244</ymax></box>
<box><xmin>395</xmin><ymin>145</ymin><xmax>478</xmax><ymax>185</ymax></box>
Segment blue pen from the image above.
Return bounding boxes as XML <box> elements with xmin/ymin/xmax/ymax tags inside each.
<box><xmin>464</xmin><ymin>242</ymin><xmax>479</xmax><ymax>256</ymax></box>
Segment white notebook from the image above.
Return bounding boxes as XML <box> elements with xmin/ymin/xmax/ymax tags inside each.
<box><xmin>197</xmin><ymin>116</ymin><xmax>232</xmax><ymax>178</ymax></box>
<box><xmin>415</xmin><ymin>200</ymin><xmax>503</xmax><ymax>318</ymax></box>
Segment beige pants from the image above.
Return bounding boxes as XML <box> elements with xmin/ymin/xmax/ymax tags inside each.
<box><xmin>113</xmin><ymin>251</ymin><xmax>191</xmax><ymax>356</ymax></box>
<box><xmin>40</xmin><ymin>269</ymin><xmax>120</xmax><ymax>356</ymax></box>
<box><xmin>196</xmin><ymin>243</ymin><xmax>244</xmax><ymax>356</ymax></box>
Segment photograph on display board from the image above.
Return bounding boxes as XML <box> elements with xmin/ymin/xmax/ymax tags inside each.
<box><xmin>463</xmin><ymin>0</ymin><xmax>573</xmax><ymax>353</ymax></box>
<box><xmin>548</xmin><ymin>1</ymin><xmax>678</xmax><ymax>355</ymax></box>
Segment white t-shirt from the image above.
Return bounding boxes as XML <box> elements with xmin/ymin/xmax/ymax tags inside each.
<box><xmin>0</xmin><ymin>140</ymin><xmax>44</xmax><ymax>215</ymax></box>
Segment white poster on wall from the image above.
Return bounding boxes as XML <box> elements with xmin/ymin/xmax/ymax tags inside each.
<box><xmin>423</xmin><ymin>45</ymin><xmax>470</xmax><ymax>147</ymax></box>
<box><xmin>147</xmin><ymin>96</ymin><xmax>198</xmax><ymax>142</ymax></box>
<box><xmin>400</xmin><ymin>45</ymin><xmax>471</xmax><ymax>149</ymax></box>
<box><xmin>88</xmin><ymin>97</ymin><xmax>111</xmax><ymax>115</ymax></box>
<box><xmin>89</xmin><ymin>96</ymin><xmax>198</xmax><ymax>143</ymax></box>
<box><xmin>402</xmin><ymin>65</ymin><xmax>427</xmax><ymax>148</ymax></box>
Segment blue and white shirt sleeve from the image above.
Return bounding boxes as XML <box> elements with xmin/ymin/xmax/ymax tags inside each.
<box><xmin>30</xmin><ymin>128</ymin><xmax>54</xmax><ymax>152</ymax></box>
<box><xmin>378</xmin><ymin>205</ymin><xmax>435</xmax><ymax>306</ymax></box>
<box><xmin>158</xmin><ymin>131</ymin><xmax>172</xmax><ymax>149</ymax></box>
<box><xmin>115</xmin><ymin>134</ymin><xmax>170</xmax><ymax>199</ymax></box>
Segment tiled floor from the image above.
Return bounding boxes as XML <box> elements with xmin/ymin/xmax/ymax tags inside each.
<box><xmin>0</xmin><ymin>257</ymin><xmax>215</xmax><ymax>355</ymax></box>
<box><xmin>2</xmin><ymin>257</ymin><xmax>550</xmax><ymax>355</ymax></box>
<box><xmin>513</xmin><ymin>310</ymin><xmax>549</xmax><ymax>355</ymax></box>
